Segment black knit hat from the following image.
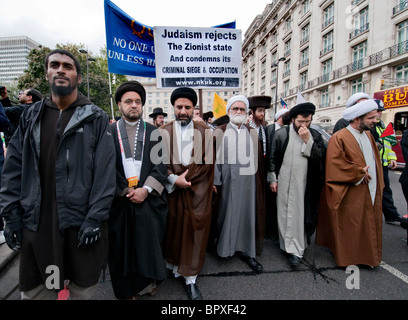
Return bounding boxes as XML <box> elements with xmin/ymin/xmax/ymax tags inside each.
<box><xmin>115</xmin><ymin>81</ymin><xmax>146</xmax><ymax>105</ymax></box>
<box><xmin>170</xmin><ymin>87</ymin><xmax>198</xmax><ymax>106</ymax></box>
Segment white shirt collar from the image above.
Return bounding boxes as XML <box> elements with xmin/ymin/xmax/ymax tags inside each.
<box><xmin>229</xmin><ymin>121</ymin><xmax>244</xmax><ymax>133</ymax></box>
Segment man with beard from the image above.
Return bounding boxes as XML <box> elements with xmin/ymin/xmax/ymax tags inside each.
<box><xmin>248</xmin><ymin>96</ymin><xmax>270</xmax><ymax>156</ymax></box>
<box><xmin>213</xmin><ymin>95</ymin><xmax>266</xmax><ymax>273</ymax></box>
<box><xmin>160</xmin><ymin>87</ymin><xmax>214</xmax><ymax>300</ymax></box>
<box><xmin>333</xmin><ymin>92</ymin><xmax>370</xmax><ymax>134</ymax></box>
<box><xmin>316</xmin><ymin>100</ymin><xmax>384</xmax><ymax>267</ymax></box>
<box><xmin>0</xmin><ymin>49</ymin><xmax>116</xmax><ymax>299</ymax></box>
<box><xmin>108</xmin><ymin>81</ymin><xmax>168</xmax><ymax>300</ymax></box>
<box><xmin>268</xmin><ymin>102</ymin><xmax>325</xmax><ymax>267</ymax></box>
<box><xmin>149</xmin><ymin>107</ymin><xmax>167</xmax><ymax>127</ymax></box>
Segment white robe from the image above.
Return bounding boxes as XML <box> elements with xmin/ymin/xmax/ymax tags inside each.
<box><xmin>346</xmin><ymin>125</ymin><xmax>377</xmax><ymax>204</ymax></box>
<box><xmin>277</xmin><ymin>125</ymin><xmax>314</xmax><ymax>258</ymax></box>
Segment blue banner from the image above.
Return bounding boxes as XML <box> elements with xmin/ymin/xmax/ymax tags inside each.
<box><xmin>104</xmin><ymin>0</ymin><xmax>235</xmax><ymax>78</ymax></box>
<box><xmin>104</xmin><ymin>0</ymin><xmax>156</xmax><ymax>77</ymax></box>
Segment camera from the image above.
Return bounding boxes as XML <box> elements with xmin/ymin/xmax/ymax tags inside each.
<box><xmin>0</xmin><ymin>86</ymin><xmax>5</xmax><ymax>95</ymax></box>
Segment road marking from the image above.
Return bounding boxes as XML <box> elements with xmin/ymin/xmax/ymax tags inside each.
<box><xmin>380</xmin><ymin>261</ymin><xmax>408</xmax><ymax>284</ymax></box>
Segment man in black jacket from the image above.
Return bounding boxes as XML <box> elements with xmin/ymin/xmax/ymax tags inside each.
<box><xmin>0</xmin><ymin>87</ymin><xmax>43</xmax><ymax>147</ymax></box>
<box><xmin>268</xmin><ymin>103</ymin><xmax>325</xmax><ymax>267</ymax></box>
<box><xmin>0</xmin><ymin>49</ymin><xmax>116</xmax><ymax>300</ymax></box>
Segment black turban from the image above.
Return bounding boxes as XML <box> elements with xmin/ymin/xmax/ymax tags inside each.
<box><xmin>289</xmin><ymin>102</ymin><xmax>316</xmax><ymax>119</ymax></box>
<box><xmin>115</xmin><ymin>81</ymin><xmax>146</xmax><ymax>105</ymax></box>
<box><xmin>171</xmin><ymin>87</ymin><xmax>198</xmax><ymax>106</ymax></box>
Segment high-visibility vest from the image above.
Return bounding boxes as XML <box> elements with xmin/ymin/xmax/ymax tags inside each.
<box><xmin>376</xmin><ymin>122</ymin><xmax>397</xmax><ymax>166</ymax></box>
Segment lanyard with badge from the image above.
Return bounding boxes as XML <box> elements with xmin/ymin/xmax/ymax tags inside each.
<box><xmin>116</xmin><ymin>119</ymin><xmax>146</xmax><ymax>188</ymax></box>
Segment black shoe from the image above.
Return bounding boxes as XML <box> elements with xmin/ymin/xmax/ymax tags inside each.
<box><xmin>236</xmin><ymin>252</ymin><xmax>263</xmax><ymax>273</ymax></box>
<box><xmin>185</xmin><ymin>283</ymin><xmax>203</xmax><ymax>300</ymax></box>
<box><xmin>289</xmin><ymin>255</ymin><xmax>301</xmax><ymax>266</ymax></box>
<box><xmin>385</xmin><ymin>215</ymin><xmax>404</xmax><ymax>225</ymax></box>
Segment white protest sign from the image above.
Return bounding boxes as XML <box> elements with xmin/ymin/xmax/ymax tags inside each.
<box><xmin>154</xmin><ymin>26</ymin><xmax>242</xmax><ymax>89</ymax></box>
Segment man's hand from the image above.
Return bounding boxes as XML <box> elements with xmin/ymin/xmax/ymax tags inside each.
<box><xmin>270</xmin><ymin>182</ymin><xmax>278</xmax><ymax>193</ymax></box>
<box><xmin>127</xmin><ymin>187</ymin><xmax>149</xmax><ymax>204</ymax></box>
<box><xmin>390</xmin><ymin>160</ymin><xmax>398</xmax><ymax>170</ymax></box>
<box><xmin>298</xmin><ymin>127</ymin><xmax>311</xmax><ymax>144</ymax></box>
<box><xmin>362</xmin><ymin>165</ymin><xmax>372</xmax><ymax>184</ymax></box>
<box><xmin>175</xmin><ymin>169</ymin><xmax>192</xmax><ymax>189</ymax></box>
<box><xmin>4</xmin><ymin>220</ymin><xmax>22</xmax><ymax>251</ymax></box>
<box><xmin>78</xmin><ymin>221</ymin><xmax>101</xmax><ymax>249</ymax></box>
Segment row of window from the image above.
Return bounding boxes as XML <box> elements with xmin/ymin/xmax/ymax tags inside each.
<box><xmin>245</xmin><ymin>0</ymin><xmax>408</xmax><ymax>106</ymax></box>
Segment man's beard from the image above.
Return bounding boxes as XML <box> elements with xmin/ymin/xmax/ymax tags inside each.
<box><xmin>51</xmin><ymin>78</ymin><xmax>77</xmax><ymax>97</ymax></box>
<box><xmin>254</xmin><ymin>115</ymin><xmax>264</xmax><ymax>125</ymax></box>
<box><xmin>176</xmin><ymin>115</ymin><xmax>193</xmax><ymax>126</ymax></box>
<box><xmin>231</xmin><ymin>113</ymin><xmax>247</xmax><ymax>125</ymax></box>
<box><xmin>359</xmin><ymin>121</ymin><xmax>374</xmax><ymax>131</ymax></box>
<box><xmin>120</xmin><ymin>107</ymin><xmax>142</xmax><ymax>122</ymax></box>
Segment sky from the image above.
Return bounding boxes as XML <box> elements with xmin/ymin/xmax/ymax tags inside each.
<box><xmin>0</xmin><ymin>0</ymin><xmax>270</xmax><ymax>56</ymax></box>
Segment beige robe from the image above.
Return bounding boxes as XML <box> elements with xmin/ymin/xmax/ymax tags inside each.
<box><xmin>316</xmin><ymin>127</ymin><xmax>384</xmax><ymax>267</ymax></box>
<box><xmin>276</xmin><ymin>125</ymin><xmax>314</xmax><ymax>257</ymax></box>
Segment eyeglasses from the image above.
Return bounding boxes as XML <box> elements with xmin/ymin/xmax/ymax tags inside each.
<box><xmin>122</xmin><ymin>99</ymin><xmax>142</xmax><ymax>106</ymax></box>
<box><xmin>230</xmin><ymin>107</ymin><xmax>247</xmax><ymax>113</ymax></box>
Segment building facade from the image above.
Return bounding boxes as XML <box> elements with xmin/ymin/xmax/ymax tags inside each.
<box><xmin>242</xmin><ymin>0</ymin><xmax>408</xmax><ymax>128</ymax></box>
<box><xmin>0</xmin><ymin>36</ymin><xmax>40</xmax><ymax>85</ymax></box>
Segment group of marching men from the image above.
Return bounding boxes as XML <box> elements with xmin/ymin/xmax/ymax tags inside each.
<box><xmin>0</xmin><ymin>49</ymin><xmax>406</xmax><ymax>301</ymax></box>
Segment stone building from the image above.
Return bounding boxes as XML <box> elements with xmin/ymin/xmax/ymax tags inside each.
<box><xmin>242</xmin><ymin>0</ymin><xmax>408</xmax><ymax>128</ymax></box>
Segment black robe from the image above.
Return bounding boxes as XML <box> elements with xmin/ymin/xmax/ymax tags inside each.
<box><xmin>108</xmin><ymin>120</ymin><xmax>168</xmax><ymax>299</ymax></box>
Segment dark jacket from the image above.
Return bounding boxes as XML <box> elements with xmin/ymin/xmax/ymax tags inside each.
<box><xmin>0</xmin><ymin>98</ymin><xmax>116</xmax><ymax>231</ymax></box>
<box><xmin>4</xmin><ymin>103</ymin><xmax>29</xmax><ymax>147</ymax></box>
<box><xmin>400</xmin><ymin>130</ymin><xmax>408</xmax><ymax>186</ymax></box>
<box><xmin>333</xmin><ymin>118</ymin><xmax>349</xmax><ymax>134</ymax></box>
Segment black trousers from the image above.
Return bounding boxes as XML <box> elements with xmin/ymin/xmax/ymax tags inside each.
<box><xmin>382</xmin><ymin>166</ymin><xmax>400</xmax><ymax>220</ymax></box>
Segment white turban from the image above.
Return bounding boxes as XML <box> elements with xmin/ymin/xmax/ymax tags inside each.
<box><xmin>346</xmin><ymin>92</ymin><xmax>370</xmax><ymax>108</ymax></box>
<box><xmin>227</xmin><ymin>95</ymin><xmax>249</xmax><ymax>113</ymax></box>
<box><xmin>274</xmin><ymin>109</ymin><xmax>290</xmax><ymax>121</ymax></box>
<box><xmin>343</xmin><ymin>99</ymin><xmax>378</xmax><ymax>121</ymax></box>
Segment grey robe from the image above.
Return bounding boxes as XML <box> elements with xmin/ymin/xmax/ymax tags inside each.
<box><xmin>214</xmin><ymin>123</ymin><xmax>258</xmax><ymax>258</ymax></box>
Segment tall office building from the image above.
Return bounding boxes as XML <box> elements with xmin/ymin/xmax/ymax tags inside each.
<box><xmin>242</xmin><ymin>0</ymin><xmax>408</xmax><ymax>127</ymax></box>
<box><xmin>0</xmin><ymin>36</ymin><xmax>40</xmax><ymax>85</ymax></box>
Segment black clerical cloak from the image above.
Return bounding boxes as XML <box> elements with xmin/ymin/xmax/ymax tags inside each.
<box><xmin>108</xmin><ymin>120</ymin><xmax>168</xmax><ymax>299</ymax></box>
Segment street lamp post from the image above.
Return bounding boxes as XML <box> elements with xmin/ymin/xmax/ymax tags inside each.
<box><xmin>79</xmin><ymin>49</ymin><xmax>95</xmax><ymax>100</ymax></box>
<box><xmin>272</xmin><ymin>57</ymin><xmax>286</xmax><ymax>116</ymax></box>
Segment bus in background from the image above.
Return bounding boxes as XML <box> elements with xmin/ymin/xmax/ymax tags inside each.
<box><xmin>374</xmin><ymin>83</ymin><xmax>408</xmax><ymax>167</ymax></box>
